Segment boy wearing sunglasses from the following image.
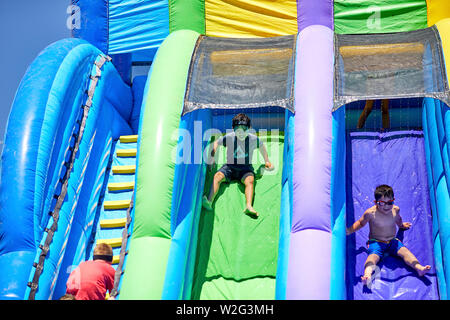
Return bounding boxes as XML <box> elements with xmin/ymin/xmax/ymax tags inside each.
<box><xmin>346</xmin><ymin>184</ymin><xmax>430</xmax><ymax>288</ymax></box>
<box><xmin>202</xmin><ymin>113</ymin><xmax>273</xmax><ymax>217</ymax></box>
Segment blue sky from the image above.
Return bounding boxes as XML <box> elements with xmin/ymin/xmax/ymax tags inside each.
<box><xmin>0</xmin><ymin>0</ymin><xmax>71</xmax><ymax>155</ymax></box>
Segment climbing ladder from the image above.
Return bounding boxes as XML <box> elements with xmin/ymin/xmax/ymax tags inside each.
<box><xmin>90</xmin><ymin>135</ymin><xmax>137</xmax><ymax>267</ymax></box>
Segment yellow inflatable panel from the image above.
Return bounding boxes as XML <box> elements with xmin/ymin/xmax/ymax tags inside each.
<box><xmin>100</xmin><ymin>218</ymin><xmax>127</xmax><ymax>228</ymax></box>
<box><xmin>103</xmin><ymin>199</ymin><xmax>131</xmax><ymax>210</ymax></box>
<box><xmin>436</xmin><ymin>18</ymin><xmax>450</xmax><ymax>82</ymax></box>
<box><xmin>112</xmin><ymin>165</ymin><xmax>136</xmax><ymax>174</ymax></box>
<box><xmin>119</xmin><ymin>135</ymin><xmax>138</xmax><ymax>143</ymax></box>
<box><xmin>112</xmin><ymin>255</ymin><xmax>120</xmax><ymax>264</ymax></box>
<box><xmin>116</xmin><ymin>149</ymin><xmax>137</xmax><ymax>157</ymax></box>
<box><xmin>97</xmin><ymin>238</ymin><xmax>123</xmax><ymax>248</ymax></box>
<box><xmin>205</xmin><ymin>0</ymin><xmax>297</xmax><ymax>38</ymax></box>
<box><xmin>108</xmin><ymin>181</ymin><xmax>135</xmax><ymax>191</ymax></box>
<box><xmin>427</xmin><ymin>0</ymin><xmax>450</xmax><ymax>26</ymax></box>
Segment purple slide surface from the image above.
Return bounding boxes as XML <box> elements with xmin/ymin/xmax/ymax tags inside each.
<box><xmin>346</xmin><ymin>130</ymin><xmax>439</xmax><ymax>300</ymax></box>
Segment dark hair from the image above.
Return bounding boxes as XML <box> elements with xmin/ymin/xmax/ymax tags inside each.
<box><xmin>93</xmin><ymin>243</ymin><xmax>113</xmax><ymax>262</ymax></box>
<box><xmin>232</xmin><ymin>113</ymin><xmax>251</xmax><ymax>128</ymax></box>
<box><xmin>59</xmin><ymin>293</ymin><xmax>76</xmax><ymax>300</ymax></box>
<box><xmin>374</xmin><ymin>184</ymin><xmax>394</xmax><ymax>201</ymax></box>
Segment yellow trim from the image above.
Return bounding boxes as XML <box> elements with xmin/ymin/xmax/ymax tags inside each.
<box><xmin>100</xmin><ymin>218</ymin><xmax>127</xmax><ymax>228</ymax></box>
<box><xmin>119</xmin><ymin>135</ymin><xmax>138</xmax><ymax>143</ymax></box>
<box><xmin>97</xmin><ymin>238</ymin><xmax>122</xmax><ymax>248</ymax></box>
<box><xmin>210</xmin><ymin>48</ymin><xmax>293</xmax><ymax>63</ymax></box>
<box><xmin>210</xmin><ymin>47</ymin><xmax>294</xmax><ymax>77</ymax></box>
<box><xmin>116</xmin><ymin>149</ymin><xmax>137</xmax><ymax>157</ymax></box>
<box><xmin>108</xmin><ymin>181</ymin><xmax>135</xmax><ymax>191</ymax></box>
<box><xmin>112</xmin><ymin>165</ymin><xmax>136</xmax><ymax>174</ymax></box>
<box><xmin>427</xmin><ymin>0</ymin><xmax>450</xmax><ymax>27</ymax></box>
<box><xmin>104</xmin><ymin>200</ymin><xmax>131</xmax><ymax>210</ymax></box>
<box><xmin>339</xmin><ymin>43</ymin><xmax>424</xmax><ymax>58</ymax></box>
<box><xmin>112</xmin><ymin>255</ymin><xmax>120</xmax><ymax>264</ymax></box>
<box><xmin>435</xmin><ymin>19</ymin><xmax>450</xmax><ymax>84</ymax></box>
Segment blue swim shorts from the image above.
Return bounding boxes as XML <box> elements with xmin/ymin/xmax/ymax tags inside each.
<box><xmin>367</xmin><ymin>238</ymin><xmax>405</xmax><ymax>258</ymax></box>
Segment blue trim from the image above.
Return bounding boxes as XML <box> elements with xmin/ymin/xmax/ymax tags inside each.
<box><xmin>423</xmin><ymin>97</ymin><xmax>450</xmax><ymax>299</ymax></box>
<box><xmin>71</xmin><ymin>0</ymin><xmax>109</xmax><ymax>53</ymax></box>
<box><xmin>423</xmin><ymin>103</ymin><xmax>446</xmax><ymax>299</ymax></box>
<box><xmin>275</xmin><ymin>110</ymin><xmax>294</xmax><ymax>299</ymax></box>
<box><xmin>330</xmin><ymin>106</ymin><xmax>346</xmax><ymax>300</ymax></box>
<box><xmin>162</xmin><ymin>109</ymin><xmax>211</xmax><ymax>299</ymax></box>
<box><xmin>108</xmin><ymin>0</ymin><xmax>169</xmax><ymax>54</ymax></box>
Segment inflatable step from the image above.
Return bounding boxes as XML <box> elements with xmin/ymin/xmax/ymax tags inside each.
<box><xmin>99</xmin><ymin>218</ymin><xmax>127</xmax><ymax>229</ymax></box>
<box><xmin>103</xmin><ymin>199</ymin><xmax>131</xmax><ymax>210</ymax></box>
<box><xmin>108</xmin><ymin>181</ymin><xmax>135</xmax><ymax>192</ymax></box>
<box><xmin>116</xmin><ymin>148</ymin><xmax>137</xmax><ymax>157</ymax></box>
<box><xmin>119</xmin><ymin>135</ymin><xmax>138</xmax><ymax>143</ymax></box>
<box><xmin>96</xmin><ymin>238</ymin><xmax>122</xmax><ymax>248</ymax></box>
<box><xmin>111</xmin><ymin>165</ymin><xmax>136</xmax><ymax>174</ymax></box>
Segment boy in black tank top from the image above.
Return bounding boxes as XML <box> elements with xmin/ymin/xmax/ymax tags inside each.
<box><xmin>202</xmin><ymin>113</ymin><xmax>273</xmax><ymax>217</ymax></box>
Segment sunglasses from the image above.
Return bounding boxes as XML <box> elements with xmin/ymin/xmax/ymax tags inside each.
<box><xmin>233</xmin><ymin>125</ymin><xmax>249</xmax><ymax>131</ymax></box>
<box><xmin>374</xmin><ymin>199</ymin><xmax>395</xmax><ymax>206</ymax></box>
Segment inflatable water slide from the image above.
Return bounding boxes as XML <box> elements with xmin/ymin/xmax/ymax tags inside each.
<box><xmin>0</xmin><ymin>0</ymin><xmax>450</xmax><ymax>300</ymax></box>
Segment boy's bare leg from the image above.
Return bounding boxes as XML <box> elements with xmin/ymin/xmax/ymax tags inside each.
<box><xmin>397</xmin><ymin>247</ymin><xmax>431</xmax><ymax>276</ymax></box>
<box><xmin>357</xmin><ymin>100</ymin><xmax>374</xmax><ymax>129</ymax></box>
<box><xmin>203</xmin><ymin>172</ymin><xmax>225</xmax><ymax>211</ymax></box>
<box><xmin>362</xmin><ymin>254</ymin><xmax>380</xmax><ymax>286</ymax></box>
<box><xmin>242</xmin><ymin>174</ymin><xmax>258</xmax><ymax>217</ymax></box>
<box><xmin>381</xmin><ymin>99</ymin><xmax>390</xmax><ymax>129</ymax></box>
<box><xmin>208</xmin><ymin>172</ymin><xmax>225</xmax><ymax>202</ymax></box>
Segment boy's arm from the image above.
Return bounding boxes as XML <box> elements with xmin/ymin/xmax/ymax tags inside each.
<box><xmin>346</xmin><ymin>210</ymin><xmax>371</xmax><ymax>235</ymax></box>
<box><xmin>258</xmin><ymin>142</ymin><xmax>273</xmax><ymax>169</ymax></box>
<box><xmin>211</xmin><ymin>139</ymin><xmax>220</xmax><ymax>157</ymax></box>
<box><xmin>207</xmin><ymin>139</ymin><xmax>221</xmax><ymax>167</ymax></box>
<box><xmin>395</xmin><ymin>207</ymin><xmax>411</xmax><ymax>229</ymax></box>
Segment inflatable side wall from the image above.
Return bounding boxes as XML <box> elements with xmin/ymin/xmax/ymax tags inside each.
<box><xmin>118</xmin><ymin>30</ymin><xmax>200</xmax><ymax>299</ymax></box>
<box><xmin>418</xmin><ymin>19</ymin><xmax>450</xmax><ymax>300</ymax></box>
<box><xmin>0</xmin><ymin>38</ymin><xmax>133</xmax><ymax>299</ymax></box>
<box><xmin>423</xmin><ymin>97</ymin><xmax>450</xmax><ymax>300</ymax></box>
<box><xmin>422</xmin><ymin>19</ymin><xmax>450</xmax><ymax>300</ymax></box>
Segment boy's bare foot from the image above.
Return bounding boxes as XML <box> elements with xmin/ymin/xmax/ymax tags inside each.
<box><xmin>244</xmin><ymin>206</ymin><xmax>259</xmax><ymax>218</ymax></box>
<box><xmin>416</xmin><ymin>265</ymin><xmax>431</xmax><ymax>277</ymax></box>
<box><xmin>202</xmin><ymin>195</ymin><xmax>213</xmax><ymax>211</ymax></box>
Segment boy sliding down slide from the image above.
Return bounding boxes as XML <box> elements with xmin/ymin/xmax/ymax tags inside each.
<box><xmin>202</xmin><ymin>113</ymin><xmax>274</xmax><ymax>218</ymax></box>
<box><xmin>346</xmin><ymin>184</ymin><xmax>431</xmax><ymax>288</ymax></box>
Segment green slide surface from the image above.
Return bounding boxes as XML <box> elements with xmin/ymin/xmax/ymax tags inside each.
<box><xmin>191</xmin><ymin>134</ymin><xmax>284</xmax><ymax>300</ymax></box>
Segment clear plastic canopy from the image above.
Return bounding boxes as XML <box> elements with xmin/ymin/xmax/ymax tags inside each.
<box><xmin>183</xmin><ymin>34</ymin><xmax>297</xmax><ymax>115</ymax></box>
<box><xmin>334</xmin><ymin>26</ymin><xmax>450</xmax><ymax>110</ymax></box>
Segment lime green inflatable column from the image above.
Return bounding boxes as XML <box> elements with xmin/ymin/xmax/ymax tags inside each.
<box><xmin>119</xmin><ymin>30</ymin><xmax>200</xmax><ymax>299</ymax></box>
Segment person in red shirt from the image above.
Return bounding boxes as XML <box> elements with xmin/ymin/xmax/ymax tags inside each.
<box><xmin>66</xmin><ymin>243</ymin><xmax>116</xmax><ymax>300</ymax></box>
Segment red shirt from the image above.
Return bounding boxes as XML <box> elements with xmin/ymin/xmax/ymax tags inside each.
<box><xmin>66</xmin><ymin>260</ymin><xmax>115</xmax><ymax>300</ymax></box>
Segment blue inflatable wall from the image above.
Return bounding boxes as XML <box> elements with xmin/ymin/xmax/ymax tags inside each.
<box><xmin>0</xmin><ymin>38</ymin><xmax>133</xmax><ymax>299</ymax></box>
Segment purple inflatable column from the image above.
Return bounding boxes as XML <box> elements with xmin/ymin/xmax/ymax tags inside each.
<box><xmin>286</xmin><ymin>25</ymin><xmax>334</xmax><ymax>299</ymax></box>
<box><xmin>297</xmin><ymin>0</ymin><xmax>334</xmax><ymax>32</ymax></box>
